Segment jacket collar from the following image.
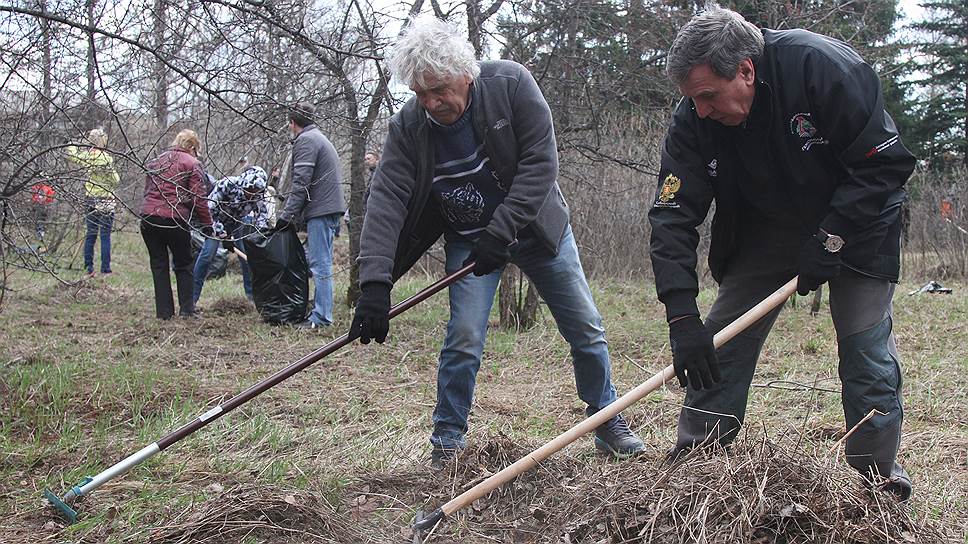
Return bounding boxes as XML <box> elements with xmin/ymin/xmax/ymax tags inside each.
<box><xmin>292</xmin><ymin>124</ymin><xmax>317</xmax><ymax>142</ymax></box>
<box><xmin>738</xmin><ymin>75</ymin><xmax>773</xmax><ymax>131</ymax></box>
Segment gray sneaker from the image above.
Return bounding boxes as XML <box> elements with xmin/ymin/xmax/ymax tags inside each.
<box><xmin>295</xmin><ymin>319</ymin><xmax>325</xmax><ymax>330</ymax></box>
<box><xmin>594</xmin><ymin>414</ymin><xmax>645</xmax><ymax>458</ymax></box>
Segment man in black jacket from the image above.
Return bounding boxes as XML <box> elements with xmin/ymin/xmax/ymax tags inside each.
<box><xmin>351</xmin><ymin>18</ymin><xmax>644</xmax><ymax>468</ymax></box>
<box><xmin>649</xmin><ymin>6</ymin><xmax>914</xmax><ymax>499</ymax></box>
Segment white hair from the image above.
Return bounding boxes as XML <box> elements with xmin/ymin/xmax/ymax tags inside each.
<box><xmin>388</xmin><ymin>17</ymin><xmax>480</xmax><ymax>89</ymax></box>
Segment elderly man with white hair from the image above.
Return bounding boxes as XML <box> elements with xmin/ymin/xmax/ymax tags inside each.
<box><xmin>350</xmin><ymin>18</ymin><xmax>644</xmax><ymax>468</ymax></box>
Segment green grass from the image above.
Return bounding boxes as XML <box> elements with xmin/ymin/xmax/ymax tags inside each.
<box><xmin>0</xmin><ymin>230</ymin><xmax>966</xmax><ymax>542</ymax></box>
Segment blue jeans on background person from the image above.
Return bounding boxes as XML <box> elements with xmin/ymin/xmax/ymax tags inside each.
<box><xmin>430</xmin><ymin>225</ymin><xmax>618</xmax><ymax>451</ymax></box>
<box><xmin>192</xmin><ymin>217</ymin><xmax>254</xmax><ymax>304</ymax></box>
<box><xmin>305</xmin><ymin>213</ymin><xmax>342</xmax><ymax>326</ymax></box>
<box><xmin>84</xmin><ymin>210</ymin><xmax>114</xmax><ymax>273</ymax></box>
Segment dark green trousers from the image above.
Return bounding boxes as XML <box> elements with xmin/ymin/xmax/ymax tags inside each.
<box><xmin>674</xmin><ymin>227</ymin><xmax>910</xmax><ymax>498</ymax></box>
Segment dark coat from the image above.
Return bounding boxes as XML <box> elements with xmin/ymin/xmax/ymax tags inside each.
<box><xmin>648</xmin><ymin>29</ymin><xmax>915</xmax><ymax>320</ymax></box>
<box><xmin>358</xmin><ymin>60</ymin><xmax>570</xmax><ymax>286</ymax></box>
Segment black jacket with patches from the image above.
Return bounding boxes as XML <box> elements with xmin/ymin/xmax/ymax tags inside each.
<box><xmin>648</xmin><ymin>29</ymin><xmax>915</xmax><ymax>320</ymax></box>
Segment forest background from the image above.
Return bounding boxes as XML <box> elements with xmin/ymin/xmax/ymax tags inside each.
<box><xmin>0</xmin><ymin>0</ymin><xmax>966</xmax><ymax>307</ymax></box>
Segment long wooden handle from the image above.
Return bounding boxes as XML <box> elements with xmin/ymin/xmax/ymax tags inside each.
<box><xmin>416</xmin><ymin>277</ymin><xmax>798</xmax><ymax>530</ymax></box>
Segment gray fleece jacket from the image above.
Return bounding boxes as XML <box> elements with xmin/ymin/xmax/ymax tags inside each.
<box><xmin>279</xmin><ymin>124</ymin><xmax>345</xmax><ymax>223</ymax></box>
<box><xmin>358</xmin><ymin>60</ymin><xmax>570</xmax><ymax>286</ymax></box>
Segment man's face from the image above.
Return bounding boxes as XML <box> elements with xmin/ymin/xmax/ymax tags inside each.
<box><xmin>411</xmin><ymin>73</ymin><xmax>472</xmax><ymax>125</ymax></box>
<box><xmin>364</xmin><ymin>153</ymin><xmax>379</xmax><ymax>169</ymax></box>
<box><xmin>678</xmin><ymin>60</ymin><xmax>756</xmax><ymax>126</ymax></box>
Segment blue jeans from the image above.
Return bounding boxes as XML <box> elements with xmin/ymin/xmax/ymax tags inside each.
<box><xmin>431</xmin><ymin>225</ymin><xmax>617</xmax><ymax>450</ymax></box>
<box><xmin>192</xmin><ymin>217</ymin><xmax>253</xmax><ymax>303</ymax></box>
<box><xmin>306</xmin><ymin>213</ymin><xmax>341</xmax><ymax>325</ymax></box>
<box><xmin>84</xmin><ymin>211</ymin><xmax>114</xmax><ymax>273</ymax></box>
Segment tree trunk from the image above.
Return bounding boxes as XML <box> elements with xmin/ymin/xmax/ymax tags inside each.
<box><xmin>37</xmin><ymin>0</ymin><xmax>54</xmax><ymax>156</ymax></box>
<box><xmin>39</xmin><ymin>0</ymin><xmax>52</xmax><ymax>124</ymax></box>
<box><xmin>84</xmin><ymin>0</ymin><xmax>96</xmax><ymax>129</ymax></box>
<box><xmin>346</xmin><ymin>118</ymin><xmax>366</xmax><ymax>307</ymax></box>
<box><xmin>498</xmin><ymin>264</ymin><xmax>539</xmax><ymax>331</ymax></box>
<box><xmin>345</xmin><ymin>0</ymin><xmax>393</xmax><ymax>307</ymax></box>
<box><xmin>466</xmin><ymin>0</ymin><xmax>483</xmax><ymax>55</ymax></box>
<box><xmin>152</xmin><ymin>0</ymin><xmax>168</xmax><ymax>131</ymax></box>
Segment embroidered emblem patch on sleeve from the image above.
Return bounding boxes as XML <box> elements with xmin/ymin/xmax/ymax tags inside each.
<box><xmin>654</xmin><ymin>173</ymin><xmax>682</xmax><ymax>208</ymax></box>
<box><xmin>864</xmin><ymin>135</ymin><xmax>899</xmax><ymax>158</ymax></box>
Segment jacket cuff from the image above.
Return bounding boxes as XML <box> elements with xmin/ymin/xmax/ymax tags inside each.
<box><xmin>360</xmin><ymin>281</ymin><xmax>392</xmax><ymax>296</ymax></box>
<box><xmin>484</xmin><ymin>218</ymin><xmax>516</xmax><ymax>245</ymax></box>
<box><xmin>357</xmin><ymin>255</ymin><xmax>395</xmax><ymax>287</ymax></box>
<box><xmin>662</xmin><ymin>290</ymin><xmax>700</xmax><ymax>322</ymax></box>
<box><xmin>820</xmin><ymin>212</ymin><xmax>856</xmax><ymax>242</ymax></box>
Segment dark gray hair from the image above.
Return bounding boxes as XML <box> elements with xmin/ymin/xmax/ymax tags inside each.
<box><xmin>388</xmin><ymin>17</ymin><xmax>480</xmax><ymax>89</ymax></box>
<box><xmin>288</xmin><ymin>102</ymin><xmax>315</xmax><ymax>129</ymax></box>
<box><xmin>666</xmin><ymin>5</ymin><xmax>764</xmax><ymax>86</ymax></box>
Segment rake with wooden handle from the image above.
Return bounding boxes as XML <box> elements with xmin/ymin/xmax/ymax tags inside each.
<box><xmin>413</xmin><ymin>277</ymin><xmax>798</xmax><ymax>538</ymax></box>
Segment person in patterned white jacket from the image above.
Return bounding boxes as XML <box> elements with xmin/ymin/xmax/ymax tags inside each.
<box><xmin>192</xmin><ymin>166</ymin><xmax>270</xmax><ymax>304</ymax></box>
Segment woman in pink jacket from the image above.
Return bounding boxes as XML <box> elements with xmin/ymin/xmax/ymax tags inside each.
<box><xmin>140</xmin><ymin>129</ymin><xmax>214</xmax><ymax>319</ymax></box>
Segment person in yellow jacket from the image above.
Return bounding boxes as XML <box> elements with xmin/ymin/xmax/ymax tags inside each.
<box><xmin>67</xmin><ymin>128</ymin><xmax>120</xmax><ymax>276</ymax></box>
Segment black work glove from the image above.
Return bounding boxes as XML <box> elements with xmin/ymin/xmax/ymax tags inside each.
<box><xmin>796</xmin><ymin>237</ymin><xmax>842</xmax><ymax>296</ymax></box>
<box><xmin>669</xmin><ymin>315</ymin><xmax>721</xmax><ymax>390</ymax></box>
<box><xmin>463</xmin><ymin>232</ymin><xmax>511</xmax><ymax>276</ymax></box>
<box><xmin>349</xmin><ymin>282</ymin><xmax>391</xmax><ymax>344</ymax></box>
<box><xmin>221</xmin><ymin>239</ymin><xmax>236</xmax><ymax>253</ymax></box>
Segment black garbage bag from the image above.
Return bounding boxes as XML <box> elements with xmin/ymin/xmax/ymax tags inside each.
<box><xmin>246</xmin><ymin>229</ymin><xmax>309</xmax><ymax>324</ymax></box>
<box><xmin>190</xmin><ymin>231</ymin><xmax>228</xmax><ymax>279</ymax></box>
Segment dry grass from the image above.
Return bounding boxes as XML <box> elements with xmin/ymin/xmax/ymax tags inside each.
<box><xmin>0</xmin><ymin>231</ymin><xmax>965</xmax><ymax>543</ymax></box>
<box><xmin>140</xmin><ymin>432</ymin><xmax>949</xmax><ymax>544</ymax></box>
<box><xmin>147</xmin><ymin>485</ymin><xmax>365</xmax><ymax>544</ymax></box>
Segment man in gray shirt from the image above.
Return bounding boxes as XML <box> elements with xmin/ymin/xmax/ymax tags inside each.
<box><xmin>350</xmin><ymin>18</ymin><xmax>644</xmax><ymax>469</ymax></box>
<box><xmin>276</xmin><ymin>103</ymin><xmax>345</xmax><ymax>329</ymax></box>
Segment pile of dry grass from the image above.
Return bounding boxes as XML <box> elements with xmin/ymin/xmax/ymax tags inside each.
<box><xmin>144</xmin><ymin>431</ymin><xmax>948</xmax><ymax>543</ymax></box>
<box><xmin>147</xmin><ymin>485</ymin><xmax>368</xmax><ymax>544</ymax></box>
<box><xmin>360</xmin><ymin>432</ymin><xmax>947</xmax><ymax>543</ymax></box>
<box><xmin>205</xmin><ymin>296</ymin><xmax>253</xmax><ymax>316</ymax></box>
<box><xmin>572</xmin><ymin>437</ymin><xmax>933</xmax><ymax>544</ymax></box>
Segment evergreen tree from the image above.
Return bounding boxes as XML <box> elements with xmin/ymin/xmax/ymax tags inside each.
<box><xmin>909</xmin><ymin>0</ymin><xmax>968</xmax><ymax>165</ymax></box>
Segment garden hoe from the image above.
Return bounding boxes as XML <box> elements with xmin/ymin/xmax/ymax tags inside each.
<box><xmin>413</xmin><ymin>277</ymin><xmax>799</xmax><ymax>542</ymax></box>
<box><xmin>44</xmin><ymin>263</ymin><xmax>476</xmax><ymax>524</ymax></box>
